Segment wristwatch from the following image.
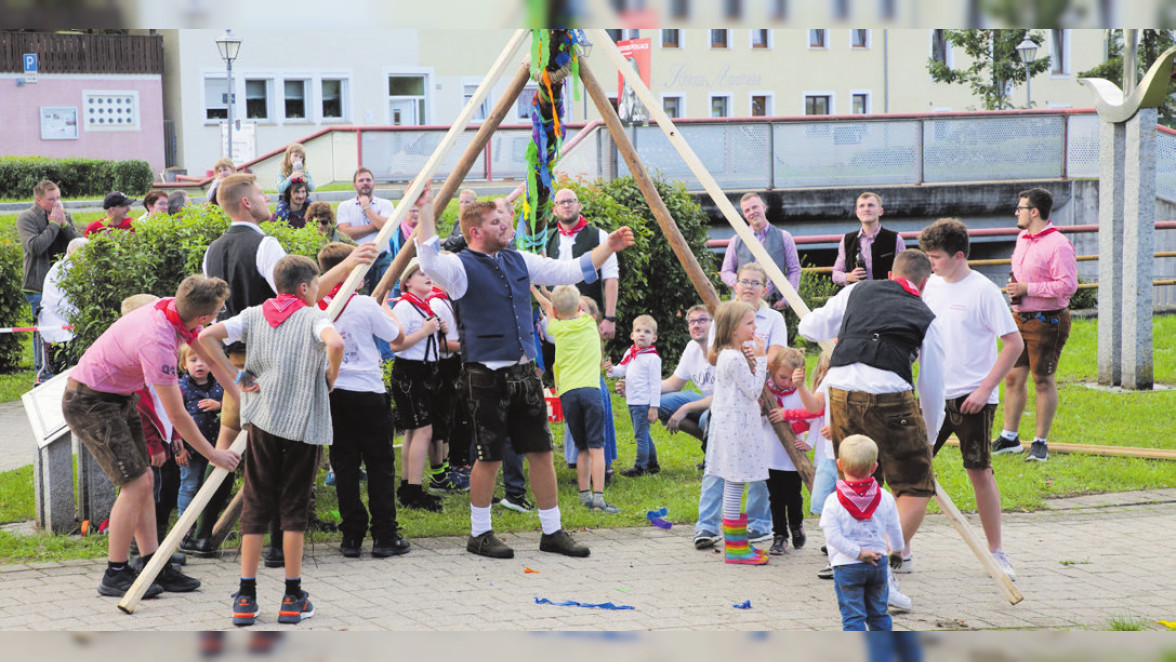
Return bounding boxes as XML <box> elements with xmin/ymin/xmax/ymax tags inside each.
<box><xmin>604</xmin><ymin>316</ymin><xmax>616</xmax><ymax>322</ymax></box>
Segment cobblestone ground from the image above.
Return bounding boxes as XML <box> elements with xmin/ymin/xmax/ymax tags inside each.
<box><xmin>1</xmin><ymin>489</ymin><xmax>1173</xmax><ymax>633</ymax></box>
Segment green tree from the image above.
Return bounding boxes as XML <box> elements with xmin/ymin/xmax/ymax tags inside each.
<box><xmin>1078</xmin><ymin>30</ymin><xmax>1176</xmax><ymax>127</ymax></box>
<box><xmin>928</xmin><ymin>30</ymin><xmax>1053</xmax><ymax>110</ymax></box>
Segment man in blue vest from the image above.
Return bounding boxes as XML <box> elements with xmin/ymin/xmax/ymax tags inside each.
<box><xmin>719</xmin><ymin>192</ymin><xmax>801</xmax><ymax>310</ymax></box>
<box><xmin>416</xmin><ymin>184</ymin><xmax>634</xmax><ymax>559</ymax></box>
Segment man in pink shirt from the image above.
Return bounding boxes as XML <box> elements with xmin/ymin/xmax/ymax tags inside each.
<box><xmin>63</xmin><ymin>275</ymin><xmax>242</xmax><ymax>599</ymax></box>
<box><xmin>992</xmin><ymin>188</ymin><xmax>1078</xmax><ymax>463</ymax></box>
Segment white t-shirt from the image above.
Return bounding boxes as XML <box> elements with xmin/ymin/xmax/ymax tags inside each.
<box><xmin>764</xmin><ymin>388</ymin><xmax>806</xmax><ymax>471</ymax></box>
<box><xmin>336</xmin><ymin>196</ymin><xmax>397</xmax><ymax>245</ymax></box>
<box><xmin>39</xmin><ymin>260</ymin><xmax>75</xmax><ymax>344</ymax></box>
<box><xmin>672</xmin><ymin>340</ymin><xmax>716</xmax><ymax>396</ymax></box>
<box><xmin>332</xmin><ymin>295</ymin><xmax>403</xmax><ymax>393</ymax></box>
<box><xmin>390</xmin><ymin>297</ymin><xmax>452</xmax><ymax>362</ymax></box>
<box><xmin>922</xmin><ymin>271</ymin><xmax>1019</xmax><ymax>403</ymax></box>
<box><xmin>429</xmin><ymin>296</ymin><xmax>460</xmax><ymax>359</ymax></box>
<box><xmin>810</xmin><ymin>380</ymin><xmax>833</xmax><ymax>464</ymax></box>
<box><xmin>554</xmin><ymin>227</ymin><xmax>619</xmax><ymax>280</ymax></box>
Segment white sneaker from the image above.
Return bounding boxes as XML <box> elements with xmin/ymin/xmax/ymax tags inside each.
<box><xmin>887</xmin><ymin>567</ymin><xmax>912</xmax><ymax>613</ymax></box>
<box><xmin>991</xmin><ymin>550</ymin><xmax>1017</xmax><ymax>580</ymax></box>
<box><xmin>893</xmin><ymin>554</ymin><xmax>913</xmax><ymax>574</ymax></box>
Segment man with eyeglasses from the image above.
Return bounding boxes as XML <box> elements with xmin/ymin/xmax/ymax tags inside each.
<box><xmin>719</xmin><ymin>192</ymin><xmax>801</xmax><ymax>310</ymax></box>
<box><xmin>992</xmin><ymin>187</ymin><xmax>1076</xmax><ymax>463</ymax></box>
<box><xmin>545</xmin><ymin>188</ymin><xmax>620</xmax><ymax>339</ymax></box>
<box><xmin>653</xmin><ymin>305</ymin><xmax>715</xmax><ymax>442</ymax></box>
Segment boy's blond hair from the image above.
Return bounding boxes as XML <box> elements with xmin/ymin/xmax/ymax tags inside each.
<box><xmin>769</xmin><ymin>346</ymin><xmax>805</xmax><ymax>372</ymax></box>
<box><xmin>121</xmin><ymin>293</ymin><xmax>159</xmax><ymax>316</ymax></box>
<box><xmin>839</xmin><ymin>434</ymin><xmax>879</xmax><ymax>477</ymax></box>
<box><xmin>632</xmin><ymin>314</ymin><xmax>657</xmax><ymax>334</ymax></box>
<box><xmin>550</xmin><ymin>284</ymin><xmax>582</xmax><ymax>318</ymax></box>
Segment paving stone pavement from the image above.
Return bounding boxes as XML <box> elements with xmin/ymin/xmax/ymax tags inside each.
<box><xmin>1</xmin><ymin>489</ymin><xmax>1173</xmax><ymax>632</ymax></box>
<box><xmin>0</xmin><ymin>401</ymin><xmax>36</xmax><ymax>473</ymax></box>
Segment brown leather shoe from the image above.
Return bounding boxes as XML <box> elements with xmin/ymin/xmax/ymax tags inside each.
<box><xmin>539</xmin><ymin>529</ymin><xmax>590</xmax><ymax>558</ymax></box>
<box><xmin>467</xmin><ymin>530</ymin><xmax>514</xmax><ymax>559</ymax></box>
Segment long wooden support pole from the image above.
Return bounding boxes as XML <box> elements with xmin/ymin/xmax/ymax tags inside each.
<box><xmin>326</xmin><ymin>28</ymin><xmax>527</xmax><ymax>320</ymax></box>
<box><xmin>578</xmin><ymin>59</ymin><xmax>814</xmax><ymax>490</ymax></box>
<box><xmin>941</xmin><ymin>438</ymin><xmax>1176</xmax><ymax>461</ymax></box>
<box><xmin>933</xmin><ymin>480</ymin><xmax>1024</xmax><ymax>605</ymax></box>
<box><xmin>589</xmin><ymin>29</ymin><xmax>1018</xmax><ymax>604</ymax></box>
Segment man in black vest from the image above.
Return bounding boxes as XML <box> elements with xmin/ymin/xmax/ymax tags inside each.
<box><xmin>187</xmin><ymin>174</ymin><xmax>375</xmax><ymax>558</ymax></box>
<box><xmin>546</xmin><ymin>188</ymin><xmax>619</xmax><ymax>338</ymax></box>
<box><xmin>832</xmin><ymin>192</ymin><xmax>906</xmax><ymax>286</ymax></box>
<box><xmin>798</xmin><ymin>249</ymin><xmax>944</xmax><ymax>613</ymax></box>
<box><xmin>415</xmin><ymin>184</ymin><xmax>634</xmax><ymax>560</ymax></box>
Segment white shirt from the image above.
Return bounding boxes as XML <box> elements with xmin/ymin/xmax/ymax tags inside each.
<box><xmin>810</xmin><ymin>381</ymin><xmax>833</xmax><ymax>464</ymax></box>
<box><xmin>672</xmin><ymin>340</ymin><xmax>716</xmax><ymax>396</ymax></box>
<box><xmin>764</xmin><ymin>388</ymin><xmax>807</xmax><ymax>471</ymax></box>
<box><xmin>222</xmin><ymin>312</ymin><xmax>333</xmax><ymax>346</ymax></box>
<box><xmin>555</xmin><ymin>227</ymin><xmax>619</xmax><ymax>280</ymax></box>
<box><xmin>201</xmin><ymin>222</ymin><xmax>286</xmax><ymax>294</ymax></box>
<box><xmin>39</xmin><ymin>260</ymin><xmax>75</xmax><ymax>343</ymax></box>
<box><xmin>390</xmin><ymin>297</ymin><xmax>454</xmax><ymax>362</ymax></box>
<box><xmin>607</xmin><ymin>352</ymin><xmax>661</xmax><ymax>407</ymax></box>
<box><xmin>416</xmin><ymin>234</ymin><xmax>597</xmax><ymax>370</ymax></box>
<box><xmin>922</xmin><ymin>272</ymin><xmax>1019</xmax><ymax>403</ymax></box>
<box><xmin>797</xmin><ymin>282</ymin><xmax>945</xmax><ymax>445</ymax></box>
<box><xmin>430</xmin><ymin>296</ymin><xmax>460</xmax><ymax>359</ymax></box>
<box><xmin>819</xmin><ymin>488</ymin><xmax>905</xmax><ymax>568</ymax></box>
<box><xmin>332</xmin><ymin>295</ymin><xmax>403</xmax><ymax>393</ymax></box>
<box><xmin>337</xmin><ymin>196</ymin><xmax>396</xmax><ymax>245</ymax></box>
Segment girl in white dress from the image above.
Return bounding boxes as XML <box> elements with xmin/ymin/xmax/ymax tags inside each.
<box><xmin>705</xmin><ymin>300</ymin><xmax>770</xmax><ymax>565</ymax></box>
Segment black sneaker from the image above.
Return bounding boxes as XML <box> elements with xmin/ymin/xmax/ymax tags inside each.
<box><xmin>401</xmin><ymin>485</ymin><xmax>444</xmax><ymax>512</ymax></box>
<box><xmin>1025</xmin><ymin>440</ymin><xmax>1048</xmax><ymax>462</ymax></box>
<box><xmin>98</xmin><ymin>566</ymin><xmax>163</xmax><ymax>598</ymax></box>
<box><xmin>790</xmin><ymin>525</ymin><xmax>807</xmax><ymax>549</ymax></box>
<box><xmin>646</xmin><ymin>463</ymin><xmax>661</xmax><ymax>475</ymax></box>
<box><xmin>605</xmin><ymin>469</ymin><xmax>615</xmax><ymax>487</ymax></box>
<box><xmin>467</xmin><ymin>530</ymin><xmax>514</xmax><ymax>559</ymax></box>
<box><xmin>618</xmin><ymin>466</ymin><xmax>647</xmax><ymax>478</ymax></box>
<box><xmin>991</xmin><ymin>434</ymin><xmax>1024</xmax><ymax>455</ymax></box>
<box><xmin>769</xmin><ymin>535</ymin><xmax>787</xmax><ymax>555</ymax></box>
<box><xmin>499</xmin><ymin>494</ymin><xmax>534</xmax><ymax>513</ymax></box>
<box><xmin>539</xmin><ymin>529</ymin><xmax>590</xmax><ymax>558</ymax></box>
<box><xmin>339</xmin><ymin>536</ymin><xmax>362</xmax><ymax>558</ymax></box>
<box><xmin>817</xmin><ymin>564</ymin><xmax>834</xmax><ymax>580</ymax></box>
<box><xmin>181</xmin><ymin>537</ymin><xmax>216</xmax><ymax>558</ymax></box>
<box><xmin>264</xmin><ymin>546</ymin><xmax>285</xmax><ymax>569</ymax></box>
<box><xmin>156</xmin><ymin>562</ymin><xmax>201</xmax><ymax>592</ymax></box>
<box><xmin>277</xmin><ymin>591</ymin><xmax>315</xmax><ymax>624</ymax></box>
<box><xmin>372</xmin><ymin>533</ymin><xmax>411</xmax><ymax>558</ymax></box>
<box><xmin>231</xmin><ymin>592</ymin><xmax>259</xmax><ymax>627</ymax></box>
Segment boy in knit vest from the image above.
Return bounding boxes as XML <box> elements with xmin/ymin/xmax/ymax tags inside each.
<box><xmin>198</xmin><ymin>255</ymin><xmax>344</xmax><ymax>627</ymax></box>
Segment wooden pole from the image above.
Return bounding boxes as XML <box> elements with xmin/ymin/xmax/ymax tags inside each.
<box><xmin>371</xmin><ymin>59</ymin><xmax>534</xmax><ymax>303</ymax></box>
<box><xmin>325</xmin><ymin>28</ymin><xmax>528</xmax><ymax>321</ymax></box>
<box><xmin>578</xmin><ymin>59</ymin><xmax>814</xmax><ymax>490</ymax></box>
<box><xmin>940</xmin><ymin>438</ymin><xmax>1176</xmax><ymax>461</ymax></box>
<box><xmin>933</xmin><ymin>480</ymin><xmax>1024</xmax><ymax>605</ymax></box>
<box><xmin>209</xmin><ymin>488</ymin><xmax>245</xmax><ymax>549</ymax></box>
<box><xmin>118</xmin><ymin>430</ymin><xmax>248</xmax><ymax>614</ymax></box>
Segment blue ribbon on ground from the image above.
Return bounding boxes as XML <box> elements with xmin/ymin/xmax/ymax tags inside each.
<box><xmin>535</xmin><ymin>597</ymin><xmax>635</xmax><ymax>610</ymax></box>
<box><xmin>733</xmin><ymin>600</ymin><xmax>753</xmax><ymax>609</ymax></box>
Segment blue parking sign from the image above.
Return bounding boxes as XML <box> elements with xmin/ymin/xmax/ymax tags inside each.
<box><xmin>23</xmin><ymin>53</ymin><xmax>37</xmax><ymax>83</ymax></box>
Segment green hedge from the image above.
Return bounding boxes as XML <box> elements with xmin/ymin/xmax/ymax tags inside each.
<box><xmin>58</xmin><ymin>205</ymin><xmax>333</xmax><ymax>353</ymax></box>
<box><xmin>0</xmin><ymin>156</ymin><xmax>154</xmax><ymax>200</ymax></box>
<box><xmin>0</xmin><ymin>241</ymin><xmax>28</xmax><ymax>372</ymax></box>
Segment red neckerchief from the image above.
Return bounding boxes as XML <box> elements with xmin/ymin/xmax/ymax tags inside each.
<box><xmin>154</xmin><ymin>298</ymin><xmax>199</xmax><ymax>344</ymax></box>
<box><xmin>262</xmin><ymin>294</ymin><xmax>308</xmax><ymax>328</ymax></box>
<box><xmin>557</xmin><ymin>215</ymin><xmax>588</xmax><ymax>237</ymax></box>
<box><xmin>399</xmin><ymin>291</ymin><xmax>435</xmax><ymax>318</ymax></box>
<box><xmin>892</xmin><ymin>277</ymin><xmax>922</xmax><ymax>298</ymax></box>
<box><xmin>836</xmin><ymin>477</ymin><xmax>882</xmax><ymax>521</ymax></box>
<box><xmin>1022</xmin><ymin>223</ymin><xmax>1059</xmax><ymax>242</ymax></box>
<box><xmin>619</xmin><ymin>344</ymin><xmax>658</xmax><ymax>366</ymax></box>
<box><xmin>767</xmin><ymin>381</ymin><xmax>797</xmax><ymax>405</ymax></box>
<box><xmin>428</xmin><ymin>287</ymin><xmax>449</xmax><ymax>301</ymax></box>
<box><xmin>317</xmin><ymin>282</ymin><xmax>356</xmax><ymax>321</ymax></box>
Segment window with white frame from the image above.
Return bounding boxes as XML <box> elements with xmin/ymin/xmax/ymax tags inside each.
<box><xmin>804</xmin><ymin>94</ymin><xmax>832</xmax><ymax>115</ymax></box>
<box><xmin>809</xmin><ymin>29</ymin><xmax>827</xmax><ymax>49</ymax></box>
<box><xmin>321</xmin><ymin>78</ymin><xmax>346</xmax><ymax>121</ymax></box>
<box><xmin>662</xmin><ymin>95</ymin><xmax>684</xmax><ymax>119</ymax></box>
<box><xmin>662</xmin><ymin>29</ymin><xmax>681</xmax><ymax>48</ymax></box>
<box><xmin>851</xmin><ymin>92</ymin><xmax>869</xmax><ymax>114</ymax></box>
<box><xmin>750</xmin><ymin>94</ymin><xmax>773</xmax><ymax>117</ymax></box>
<box><xmin>515</xmin><ymin>84</ymin><xmax>537</xmax><ymax>121</ymax></box>
<box><xmin>931</xmin><ymin>29</ymin><xmax>952</xmax><ymax>66</ymax></box>
<box><xmin>1051</xmin><ymin>29</ymin><xmax>1069</xmax><ymax>75</ymax></box>
<box><xmin>751</xmin><ymin>29</ymin><xmax>771</xmax><ymax>49</ymax></box>
<box><xmin>710</xmin><ymin>29</ymin><xmax>730</xmax><ymax>49</ymax></box>
<box><xmin>245</xmin><ymin>79</ymin><xmax>271</xmax><ymax>120</ymax></box>
<box><xmin>463</xmin><ymin>84</ymin><xmax>490</xmax><ymax>121</ymax></box>
<box><xmin>283</xmin><ymin>79</ymin><xmax>308</xmax><ymax>120</ymax></box>
<box><xmin>710</xmin><ymin>94</ymin><xmax>731</xmax><ymax>118</ymax></box>
<box><xmin>204</xmin><ymin>77</ymin><xmax>228</xmax><ymax>120</ymax></box>
<box><xmin>851</xmin><ymin>29</ymin><xmax>870</xmax><ymax>48</ymax></box>
<box><xmin>388</xmin><ymin>75</ymin><xmax>426</xmax><ymax>126</ymax></box>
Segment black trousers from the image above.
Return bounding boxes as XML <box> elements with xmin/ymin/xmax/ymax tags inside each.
<box><xmin>329</xmin><ymin>389</ymin><xmax>400</xmax><ymax>541</ymax></box>
<box><xmin>765</xmin><ymin>469</ymin><xmax>804</xmax><ymax>537</ymax></box>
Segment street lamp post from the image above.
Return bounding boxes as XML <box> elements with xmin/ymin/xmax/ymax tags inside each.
<box><xmin>1016</xmin><ymin>36</ymin><xmax>1038</xmax><ymax>109</ymax></box>
<box><xmin>215</xmin><ymin>30</ymin><xmax>242</xmax><ymax>163</ymax></box>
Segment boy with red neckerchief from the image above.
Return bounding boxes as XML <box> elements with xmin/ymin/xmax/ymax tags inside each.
<box><xmin>606</xmin><ymin>315</ymin><xmax>662</xmax><ymax>477</ymax></box>
<box><xmin>819</xmin><ymin>434</ymin><xmax>905</xmax><ymax>631</ymax></box>
<box><xmin>198</xmin><ymin>255</ymin><xmax>344</xmax><ymax>627</ymax></box>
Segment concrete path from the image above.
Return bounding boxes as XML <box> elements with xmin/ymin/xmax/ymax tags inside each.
<box><xmin>1</xmin><ymin>489</ymin><xmax>1173</xmax><ymax>632</ymax></box>
<box><xmin>0</xmin><ymin>401</ymin><xmax>36</xmax><ymax>474</ymax></box>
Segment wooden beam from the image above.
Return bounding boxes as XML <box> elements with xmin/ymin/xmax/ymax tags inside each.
<box><xmin>933</xmin><ymin>480</ymin><xmax>1024</xmax><ymax>605</ymax></box>
<box><xmin>941</xmin><ymin>438</ymin><xmax>1176</xmax><ymax>461</ymax></box>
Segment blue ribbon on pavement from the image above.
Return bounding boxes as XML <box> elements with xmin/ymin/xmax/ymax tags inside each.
<box><xmin>535</xmin><ymin>597</ymin><xmax>635</xmax><ymax>610</ymax></box>
<box><xmin>733</xmin><ymin>600</ymin><xmax>753</xmax><ymax>609</ymax></box>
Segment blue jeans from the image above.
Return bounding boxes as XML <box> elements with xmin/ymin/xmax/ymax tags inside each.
<box><xmin>809</xmin><ymin>457</ymin><xmax>839</xmax><ymax>515</ymax></box>
<box><xmin>865</xmin><ymin>632</ymin><xmax>922</xmax><ymax>662</ymax></box>
<box><xmin>695</xmin><ymin>473</ymin><xmax>771</xmax><ymax>536</ymax></box>
<box><xmin>24</xmin><ymin>292</ymin><xmax>45</xmax><ymax>378</ymax></box>
<box><xmin>629</xmin><ymin>404</ymin><xmax>657</xmax><ymax>469</ymax></box>
<box><xmin>657</xmin><ymin>391</ymin><xmax>711</xmax><ymax>438</ymax></box>
<box><xmin>177</xmin><ymin>453</ymin><xmax>209</xmax><ymax>515</ymax></box>
<box><xmin>834</xmin><ymin>562</ymin><xmax>891</xmax><ymax>631</ymax></box>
